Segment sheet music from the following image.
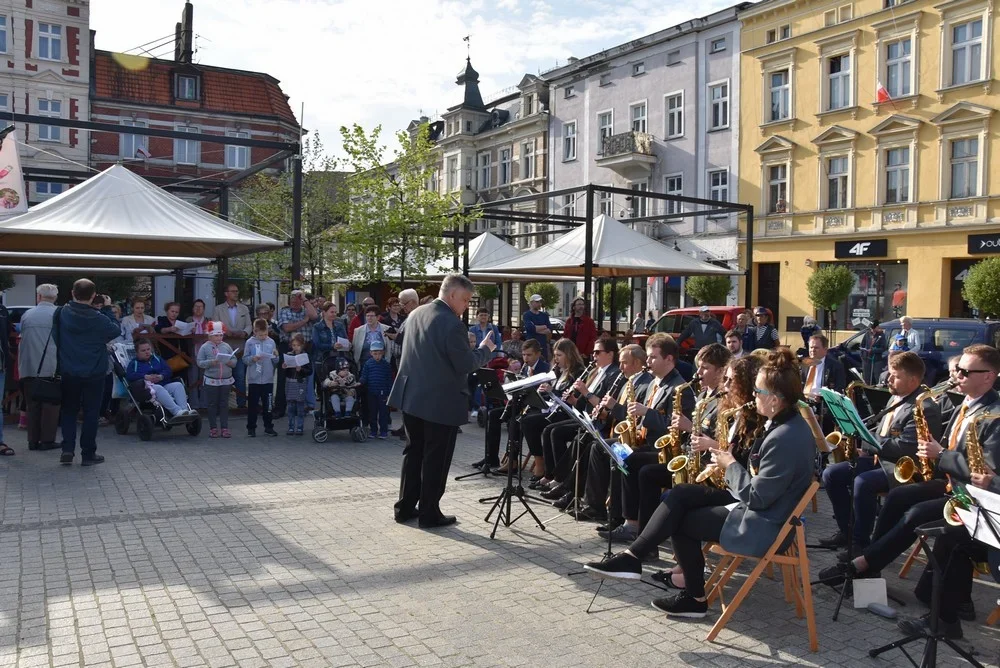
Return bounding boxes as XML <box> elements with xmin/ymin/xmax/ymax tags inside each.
<box><xmin>961</xmin><ymin>486</ymin><xmax>1000</xmax><ymax>550</ymax></box>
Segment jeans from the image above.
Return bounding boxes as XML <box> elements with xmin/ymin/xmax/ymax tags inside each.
<box><xmin>233</xmin><ymin>356</ymin><xmax>246</xmax><ymax>409</ymax></box>
<box><xmin>368</xmin><ymin>391</ymin><xmax>389</xmax><ymax>435</ymax></box>
<box><xmin>60</xmin><ymin>373</ymin><xmax>106</xmax><ymax>457</ymax></box>
<box><xmin>287</xmin><ymin>401</ymin><xmax>305</xmax><ymax>432</ymax></box>
<box><xmin>305</xmin><ymin>370</ymin><xmax>316</xmax><ymax>410</ymax></box>
<box><xmin>150</xmin><ymin>382</ymin><xmax>188</xmax><ymax>416</ymax></box>
<box><xmin>330</xmin><ymin>394</ymin><xmax>355</xmax><ymax>416</ymax></box>
<box><xmin>821</xmin><ymin>456</ymin><xmax>886</xmax><ymax>545</ymax></box>
<box><xmin>247</xmin><ymin>383</ymin><xmax>273</xmax><ymax>431</ymax></box>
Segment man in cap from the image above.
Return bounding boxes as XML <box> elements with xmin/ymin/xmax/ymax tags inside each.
<box><xmin>522</xmin><ymin>293</ymin><xmax>553</xmax><ymax>360</ymax></box>
<box><xmin>676</xmin><ymin>305</ymin><xmax>726</xmax><ymax>352</ymax></box>
<box><xmin>746</xmin><ymin>306</ymin><xmax>779</xmax><ymax>351</ymax></box>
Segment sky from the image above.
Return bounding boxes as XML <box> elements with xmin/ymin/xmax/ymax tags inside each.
<box><xmin>90</xmin><ymin>0</ymin><xmax>736</xmax><ymax>161</ymax></box>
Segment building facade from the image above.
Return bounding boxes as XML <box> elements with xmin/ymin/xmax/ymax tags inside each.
<box><xmin>739</xmin><ymin>0</ymin><xmax>1000</xmax><ymax>335</ymax></box>
<box><xmin>546</xmin><ymin>6</ymin><xmax>748</xmax><ymax>311</ymax></box>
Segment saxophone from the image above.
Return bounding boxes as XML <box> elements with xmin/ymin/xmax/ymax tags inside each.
<box><xmin>611</xmin><ymin>372</ymin><xmax>638</xmax><ymax>447</ymax></box>
<box><xmin>656</xmin><ymin>381</ymin><xmax>694</xmax><ymax>483</ymax></box>
<box><xmin>667</xmin><ymin>392</ymin><xmax>710</xmax><ymax>485</ymax></box>
<box><xmin>944</xmin><ymin>411</ymin><xmax>994</xmax><ymax>525</ymax></box>
<box><xmin>894</xmin><ymin>381</ymin><xmax>957</xmax><ymax>484</ymax></box>
<box><xmin>695</xmin><ymin>400</ymin><xmax>754</xmax><ymax>486</ymax></box>
<box><xmin>826</xmin><ymin>381</ymin><xmax>868</xmax><ymax>462</ymax></box>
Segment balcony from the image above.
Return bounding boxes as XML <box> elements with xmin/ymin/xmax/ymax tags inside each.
<box><xmin>595</xmin><ymin>131</ymin><xmax>657</xmax><ymax>179</ymax></box>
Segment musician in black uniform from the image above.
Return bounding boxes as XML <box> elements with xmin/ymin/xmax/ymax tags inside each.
<box><xmin>818</xmin><ymin>352</ymin><xmax>941</xmax><ymax>554</ymax></box>
<box><xmin>820</xmin><ymin>344</ymin><xmax>1000</xmax><ymax>590</ymax></box>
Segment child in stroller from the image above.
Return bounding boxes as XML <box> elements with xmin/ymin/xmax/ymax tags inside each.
<box><xmin>322</xmin><ymin>357</ymin><xmax>356</xmax><ymax>417</ymax></box>
<box><xmin>312</xmin><ymin>352</ymin><xmax>366</xmax><ymax>443</ymax></box>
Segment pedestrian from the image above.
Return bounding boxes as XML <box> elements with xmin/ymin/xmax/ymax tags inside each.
<box><xmin>16</xmin><ymin>284</ymin><xmax>60</xmax><ymax>451</ymax></box>
<box><xmin>244</xmin><ymin>318</ymin><xmax>278</xmax><ymax>438</ymax></box>
<box><xmin>274</xmin><ymin>289</ymin><xmax>319</xmax><ymax>418</ymax></box>
<box><xmin>282</xmin><ymin>333</ymin><xmax>310</xmax><ymax>436</ymax></box>
<box><xmin>360</xmin><ymin>340</ymin><xmax>393</xmax><ymax>439</ymax></box>
<box><xmin>391</xmin><ymin>274</ymin><xmax>497</xmax><ymax>528</ymax></box>
<box><xmin>212</xmin><ymin>283</ymin><xmax>252</xmax><ymax>409</ymax></box>
<box><xmin>197</xmin><ymin>320</ymin><xmax>237</xmax><ymax>438</ymax></box>
<box><xmin>57</xmin><ymin>279</ymin><xmax>122</xmax><ymax>466</ymax></box>
<box><xmin>522</xmin><ymin>293</ymin><xmax>553</xmax><ymax>360</ymax></box>
<box><xmin>0</xmin><ymin>304</ymin><xmax>11</xmax><ymax>456</ymax></box>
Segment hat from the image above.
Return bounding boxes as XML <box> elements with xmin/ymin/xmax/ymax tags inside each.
<box><xmin>699</xmin><ymin>305</ymin><xmax>710</xmax><ymax>313</ymax></box>
<box><xmin>205</xmin><ymin>320</ymin><xmax>226</xmax><ymax>335</ymax></box>
<box><xmin>335</xmin><ymin>357</ymin><xmax>351</xmax><ymax>370</ymax></box>
<box><xmin>754</xmin><ymin>307</ymin><xmax>768</xmax><ymax>316</ymax></box>
<box><xmin>529</xmin><ymin>293</ymin><xmax>543</xmax><ymax>303</ymax></box>
<box><xmin>370</xmin><ymin>340</ymin><xmax>385</xmax><ymax>351</ymax></box>
<box><xmin>871</xmin><ymin>319</ymin><xmax>880</xmax><ymax>328</ymax></box>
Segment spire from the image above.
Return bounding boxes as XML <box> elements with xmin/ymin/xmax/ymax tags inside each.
<box><xmin>456</xmin><ymin>57</ymin><xmax>486</xmax><ymax>110</ymax></box>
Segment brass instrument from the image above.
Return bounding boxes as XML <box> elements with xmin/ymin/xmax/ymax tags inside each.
<box><xmin>824</xmin><ymin>381</ymin><xmax>866</xmax><ymax>462</ymax></box>
<box><xmin>943</xmin><ymin>411</ymin><xmax>994</xmax><ymax>524</ymax></box>
<box><xmin>798</xmin><ymin>400</ymin><xmax>827</xmax><ymax>453</ymax></box>
<box><xmin>655</xmin><ymin>381</ymin><xmax>694</xmax><ymax>484</ymax></box>
<box><xmin>611</xmin><ymin>373</ymin><xmax>638</xmax><ymax>447</ymax></box>
<box><xmin>696</xmin><ymin>400</ymin><xmax>755</xmax><ymax>486</ymax></box>
<box><xmin>667</xmin><ymin>392</ymin><xmax>712</xmax><ymax>485</ymax></box>
<box><xmin>894</xmin><ymin>381</ymin><xmax>957</xmax><ymax>484</ymax></box>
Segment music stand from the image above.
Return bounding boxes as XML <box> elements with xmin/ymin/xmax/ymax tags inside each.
<box><xmin>455</xmin><ymin>368</ymin><xmax>512</xmax><ymax>481</ymax></box>
<box><xmin>812</xmin><ymin>388</ymin><xmax>880</xmax><ymax>621</ymax></box>
<box><xmin>543</xmin><ymin>394</ymin><xmax>602</xmax><ymax>522</ymax></box>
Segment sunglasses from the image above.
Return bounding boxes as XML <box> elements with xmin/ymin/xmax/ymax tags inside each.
<box><xmin>753</xmin><ymin>386</ymin><xmax>781</xmax><ymax>397</ymax></box>
<box><xmin>955</xmin><ymin>366</ymin><xmax>992</xmax><ymax>378</ymax></box>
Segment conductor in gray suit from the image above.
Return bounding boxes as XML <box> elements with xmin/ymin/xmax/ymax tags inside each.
<box><xmin>391</xmin><ymin>274</ymin><xmax>497</xmax><ymax>528</ymax></box>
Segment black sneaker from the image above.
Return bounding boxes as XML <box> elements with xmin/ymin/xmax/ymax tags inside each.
<box><xmin>470</xmin><ymin>459</ymin><xmax>486</xmax><ymax>469</ymax></box>
<box><xmin>247</xmin><ymin>429</ymin><xmax>256</xmax><ymax>438</ymax></box>
<box><xmin>897</xmin><ymin>613</ymin><xmax>963</xmax><ymax>640</ymax></box>
<box><xmin>836</xmin><ymin>544</ymin><xmax>866</xmax><ymax>562</ymax></box>
<box><xmin>263</xmin><ymin>428</ymin><xmax>278</xmax><ymax>437</ymax></box>
<box><xmin>81</xmin><ymin>455</ymin><xmax>105</xmax><ymax>467</ymax></box>
<box><xmin>651</xmin><ymin>591</ymin><xmax>708</xmax><ymax>618</ymax></box>
<box><xmin>583</xmin><ymin>552</ymin><xmax>642</xmax><ymax>580</ymax></box>
<box><xmin>59</xmin><ymin>453</ymin><xmax>74</xmax><ymax>465</ymax></box>
<box><xmin>818</xmin><ymin>530</ymin><xmax>848</xmax><ymax>548</ymax></box>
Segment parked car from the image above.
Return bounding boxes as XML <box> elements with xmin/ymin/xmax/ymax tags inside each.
<box><xmin>548</xmin><ymin>316</ymin><xmax>564</xmax><ymax>337</ymax></box>
<box><xmin>632</xmin><ymin>306</ymin><xmax>765</xmax><ymax>360</ymax></box>
<box><xmin>835</xmin><ymin>317</ymin><xmax>1000</xmax><ymax>386</ymax></box>
<box><xmin>6</xmin><ymin>305</ymin><xmax>32</xmax><ymax>332</ymax></box>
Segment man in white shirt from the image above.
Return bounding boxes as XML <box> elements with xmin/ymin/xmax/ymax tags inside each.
<box><xmin>899</xmin><ymin>316</ymin><xmax>921</xmax><ymax>353</ymax></box>
<box><xmin>801</xmin><ymin>334</ymin><xmax>846</xmax><ymax>399</ymax></box>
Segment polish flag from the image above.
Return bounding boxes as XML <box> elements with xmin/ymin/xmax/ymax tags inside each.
<box><xmin>876</xmin><ymin>81</ymin><xmax>892</xmax><ymax>104</ymax></box>
<box><xmin>135</xmin><ymin>145</ymin><xmax>151</xmax><ymax>160</ymax></box>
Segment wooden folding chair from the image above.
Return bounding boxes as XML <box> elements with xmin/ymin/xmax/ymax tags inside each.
<box><xmin>704</xmin><ymin>481</ymin><xmax>820</xmax><ymax>652</ymax></box>
<box><xmin>986</xmin><ymin>602</ymin><xmax>1000</xmax><ymax>627</ymax></box>
<box><xmin>897</xmin><ymin>542</ymin><xmax>925</xmax><ymax>579</ymax></box>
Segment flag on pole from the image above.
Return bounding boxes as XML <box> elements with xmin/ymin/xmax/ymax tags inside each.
<box><xmin>0</xmin><ymin>127</ymin><xmax>27</xmax><ymax>216</ymax></box>
<box><xmin>876</xmin><ymin>80</ymin><xmax>892</xmax><ymax>104</ymax></box>
<box><xmin>135</xmin><ymin>145</ymin><xmax>151</xmax><ymax>160</ymax></box>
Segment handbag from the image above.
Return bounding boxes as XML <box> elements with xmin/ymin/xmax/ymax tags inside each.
<box><xmin>166</xmin><ymin>355</ymin><xmax>189</xmax><ymax>373</ymax></box>
<box><xmin>30</xmin><ymin>311</ymin><xmax>62</xmax><ymax>404</ymax></box>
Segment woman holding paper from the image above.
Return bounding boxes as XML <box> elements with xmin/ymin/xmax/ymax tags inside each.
<box><xmin>155</xmin><ymin>302</ymin><xmax>193</xmax><ymax>363</ymax></box>
<box><xmin>313</xmin><ymin>302</ymin><xmax>349</xmax><ymax>366</ymax></box>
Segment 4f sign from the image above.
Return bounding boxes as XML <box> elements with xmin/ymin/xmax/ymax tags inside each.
<box><xmin>848</xmin><ymin>242</ymin><xmax>871</xmax><ymax>256</ymax></box>
<box><xmin>834</xmin><ymin>239</ymin><xmax>888</xmax><ymax>259</ymax></box>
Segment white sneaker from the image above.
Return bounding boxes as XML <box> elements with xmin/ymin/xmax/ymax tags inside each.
<box><xmin>470</xmin><ymin>410</ymin><xmax>478</xmax><ymax>419</ymax></box>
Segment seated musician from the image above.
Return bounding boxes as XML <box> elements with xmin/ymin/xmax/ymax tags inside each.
<box><xmin>935</xmin><ymin>356</ymin><xmax>961</xmax><ymax>425</ymax></box>
<box><xmin>540</xmin><ymin>336</ymin><xmax>621</xmax><ymax>509</ymax></box>
<box><xmin>599</xmin><ymin>333</ymin><xmax>695</xmax><ymax>545</ymax></box>
<box><xmin>473</xmin><ymin>339</ymin><xmax>548</xmax><ymax>473</ymax></box>
<box><xmin>801</xmin><ymin>334</ymin><xmax>846</xmax><ymax>433</ymax></box>
<box><xmin>521</xmin><ymin>339</ymin><xmax>585</xmax><ymax>483</ymax></box>
<box><xmin>581</xmin><ymin>344</ymin><xmax>654</xmax><ymax>524</ymax></box>
<box><xmin>820</xmin><ymin>343</ymin><xmax>1000</xmax><ymax>587</ymax></box>
<box><xmin>818</xmin><ymin>352</ymin><xmax>942</xmax><ymax>555</ymax></box>
<box><xmin>585</xmin><ymin>349</ymin><xmax>816</xmax><ymax>618</ymax></box>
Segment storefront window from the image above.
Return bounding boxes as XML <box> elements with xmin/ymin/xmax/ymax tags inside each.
<box><xmin>817</xmin><ymin>261</ymin><xmax>908</xmax><ymax>330</ymax></box>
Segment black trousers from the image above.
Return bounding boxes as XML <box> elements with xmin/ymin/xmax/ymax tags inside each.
<box><xmin>622</xmin><ymin>450</ymin><xmax>669</xmax><ymax>525</ymax></box>
<box><xmin>585</xmin><ymin>441</ymin><xmax>612</xmax><ymax>512</ymax></box>
<box><xmin>643</xmin><ymin>499</ymin><xmax>729</xmax><ymax>598</ymax></box>
<box><xmin>914</xmin><ymin>528</ymin><xmax>986</xmax><ymax>624</ymax></box>
<box><xmin>861</xmin><ymin>480</ymin><xmax>947</xmax><ymax>574</ymax></box>
<box><xmin>521</xmin><ymin>411</ymin><xmax>560</xmax><ymax>458</ymax></box>
<box><xmin>274</xmin><ymin>340</ymin><xmax>289</xmax><ymax>415</ymax></box>
<box><xmin>246</xmin><ymin>383</ymin><xmax>274</xmax><ymax>431</ymax></box>
<box><xmin>395</xmin><ymin>413</ymin><xmax>459</xmax><ymax>521</ymax></box>
<box><xmin>629</xmin><ymin>483</ymin><xmax>735</xmax><ymax>561</ymax></box>
<box><xmin>543</xmin><ymin>420</ymin><xmax>580</xmax><ymax>479</ymax></box>
<box><xmin>483</xmin><ymin>406</ymin><xmax>508</xmax><ymax>467</ymax></box>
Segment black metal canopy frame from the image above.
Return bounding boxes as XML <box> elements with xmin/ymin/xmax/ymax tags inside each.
<box><xmin>445</xmin><ymin>184</ymin><xmax>755</xmax><ymax>325</ymax></box>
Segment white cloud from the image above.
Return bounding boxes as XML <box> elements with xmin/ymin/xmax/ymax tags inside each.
<box><xmin>90</xmin><ymin>0</ymin><xmax>735</xmax><ymax>159</ymax></box>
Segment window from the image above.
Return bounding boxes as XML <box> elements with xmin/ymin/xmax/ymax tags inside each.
<box><xmin>447</xmin><ymin>156</ymin><xmax>459</xmax><ymax>191</ymax></box>
<box><xmin>827</xmin><ymin>54</ymin><xmax>851</xmax><ymax>110</ymax></box>
<box><xmin>950</xmin><ymin>138</ymin><xmax>978</xmax><ymax>198</ymax></box>
<box><xmin>951</xmin><ymin>19</ymin><xmax>983</xmax><ymax>85</ymax></box>
<box><xmin>465</xmin><ymin>120</ymin><xmax>472</xmax><ymax>133</ymax></box>
<box><xmin>0</xmin><ymin>93</ymin><xmax>9</xmax><ymax>111</ymax></box>
<box><xmin>709</xmin><ymin>82</ymin><xmax>729</xmax><ymax>130</ymax></box>
<box><xmin>176</xmin><ymin>75</ymin><xmax>197</xmax><ymax>101</ymax></box>
<box><xmin>710</xmin><ymin>37</ymin><xmax>727</xmax><ymax>53</ymax></box>
<box><xmin>630</xmin><ymin>183</ymin><xmax>648</xmax><ymax>218</ymax></box>
<box><xmin>826</xmin><ymin>156</ymin><xmax>849</xmax><ymax>209</ymax></box>
<box><xmin>226</xmin><ymin>131</ymin><xmax>249</xmax><ymax>170</ymax></box>
<box><xmin>780</xmin><ymin>25</ymin><xmax>791</xmax><ymax>39</ymax></box>
<box><xmin>36</xmin><ymin>182</ymin><xmax>63</xmax><ymax>196</ymax></box>
<box><xmin>524</xmin><ymin>94</ymin><xmax>534</xmax><ymax>115</ymax></box>
<box><xmin>766</xmin><ymin>29</ymin><xmax>777</xmax><ymax>44</ymax></box>
<box><xmin>37</xmin><ymin>99</ymin><xmax>61</xmax><ymax>142</ymax></box>
<box><xmin>599</xmin><ymin>73</ymin><xmax>612</xmax><ymax>86</ymax></box>
<box><xmin>499</xmin><ymin>148</ymin><xmax>511</xmax><ymax>185</ymax></box>
<box><xmin>632</xmin><ymin>62</ymin><xmax>645</xmax><ymax>76</ymax></box>
<box><xmin>885</xmin><ymin>38</ymin><xmax>912</xmax><ymax>97</ymax></box>
<box><xmin>0</xmin><ymin>16</ymin><xmax>7</xmax><ymax>53</ymax></box>
<box><xmin>768</xmin><ymin>164</ymin><xmax>788</xmax><ymax>213</ymax></box>
<box><xmin>598</xmin><ymin>111</ymin><xmax>613</xmax><ymax>150</ymax></box>
<box><xmin>769</xmin><ymin>70</ymin><xmax>790</xmax><ymax>121</ymax></box>
<box><xmin>521</xmin><ymin>141</ymin><xmax>534</xmax><ymax>180</ymax></box>
<box><xmin>825</xmin><ymin>9</ymin><xmax>837</xmax><ymax>25</ymax></box>
<box><xmin>564</xmin><ymin>85</ymin><xmax>575</xmax><ymax>98</ymax></box>
<box><xmin>885</xmin><ymin>147</ymin><xmax>910</xmax><ymax>204</ymax></box>
<box><xmin>665</xmin><ymin>92</ymin><xmax>683</xmax><ymax>138</ymax></box>
<box><xmin>174</xmin><ymin>126</ymin><xmax>199</xmax><ymax>165</ymax></box>
<box><xmin>121</xmin><ymin>119</ymin><xmax>147</xmax><ymax>159</ymax></box>
<box><xmin>563</xmin><ymin>194</ymin><xmax>576</xmax><ymax>218</ymax></box>
<box><xmin>599</xmin><ymin>190</ymin><xmax>613</xmax><ymax>216</ymax></box>
<box><xmin>630</xmin><ymin>102</ymin><xmax>647</xmax><ymax>133</ymax></box>
<box><xmin>840</xmin><ymin>5</ymin><xmax>853</xmax><ymax>21</ymax></box>
<box><xmin>464</xmin><ymin>156</ymin><xmax>473</xmax><ymax>188</ymax></box>
<box><xmin>708</xmin><ymin>169</ymin><xmax>728</xmax><ymax>202</ymax></box>
<box><xmin>667</xmin><ymin>50</ymin><xmax>681</xmax><ymax>65</ymax></box>
<box><xmin>38</xmin><ymin>23</ymin><xmax>61</xmax><ymax>61</ymax></box>
<box><xmin>476</xmin><ymin>152</ymin><xmax>491</xmax><ymax>189</ymax></box>
<box><xmin>562</xmin><ymin>122</ymin><xmax>577</xmax><ymax>161</ymax></box>
<box><xmin>665</xmin><ymin>174</ymin><xmax>683</xmax><ymax>215</ymax></box>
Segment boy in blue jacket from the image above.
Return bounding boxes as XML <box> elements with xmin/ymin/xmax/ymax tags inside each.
<box><xmin>126</xmin><ymin>339</ymin><xmax>194</xmax><ymax>419</ymax></box>
<box><xmin>359</xmin><ymin>340</ymin><xmax>393</xmax><ymax>439</ymax></box>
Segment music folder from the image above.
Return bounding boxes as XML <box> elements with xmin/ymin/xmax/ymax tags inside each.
<box><xmin>954</xmin><ymin>484</ymin><xmax>1000</xmax><ymax>552</ymax></box>
<box><xmin>547</xmin><ymin>393</ymin><xmax>630</xmax><ymax>474</ymax></box>
<box><xmin>501</xmin><ymin>370</ymin><xmax>556</xmax><ymax>411</ymax></box>
<box><xmin>820</xmin><ymin>388</ymin><xmax>880</xmax><ymax>449</ymax></box>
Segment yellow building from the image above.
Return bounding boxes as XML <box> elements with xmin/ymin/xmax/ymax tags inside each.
<box><xmin>738</xmin><ymin>0</ymin><xmax>999</xmax><ymax>337</ymax></box>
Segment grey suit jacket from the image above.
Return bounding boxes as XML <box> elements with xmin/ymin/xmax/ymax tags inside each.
<box><xmin>388</xmin><ymin>299</ymin><xmax>492</xmax><ymax>427</ymax></box>
<box><xmin>867</xmin><ymin>390</ymin><xmax>942</xmax><ymax>482</ymax></box>
<box><xmin>638</xmin><ymin>368</ymin><xmax>696</xmax><ymax>446</ymax></box>
<box><xmin>938</xmin><ymin>389</ymin><xmax>1000</xmax><ymax>486</ymax></box>
<box><xmin>721</xmin><ymin>409</ymin><xmax>816</xmax><ymax>558</ymax></box>
<box><xmin>212</xmin><ymin>302</ymin><xmax>252</xmax><ymax>337</ymax></box>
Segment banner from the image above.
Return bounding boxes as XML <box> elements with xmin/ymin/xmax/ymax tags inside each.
<box><xmin>0</xmin><ymin>127</ymin><xmax>27</xmax><ymax>216</ymax></box>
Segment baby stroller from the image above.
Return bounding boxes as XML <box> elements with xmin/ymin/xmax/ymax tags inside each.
<box><xmin>312</xmin><ymin>353</ymin><xmax>367</xmax><ymax>443</ymax></box>
<box><xmin>111</xmin><ymin>342</ymin><xmax>202</xmax><ymax>441</ymax></box>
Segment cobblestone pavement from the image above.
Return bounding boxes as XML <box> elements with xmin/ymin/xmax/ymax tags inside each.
<box><xmin>0</xmin><ymin>415</ymin><xmax>997</xmax><ymax>668</ymax></box>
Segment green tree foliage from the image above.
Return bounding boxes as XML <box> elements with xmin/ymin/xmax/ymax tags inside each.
<box><xmin>333</xmin><ymin>123</ymin><xmax>479</xmax><ymax>286</ymax></box>
<box><xmin>684</xmin><ymin>275</ymin><xmax>732</xmax><ymax>306</ymax></box>
<box><xmin>476</xmin><ymin>284</ymin><xmax>499</xmax><ymax>301</ymax></box>
<box><xmin>0</xmin><ymin>272</ymin><xmax>14</xmax><ymax>292</ymax></box>
<box><xmin>962</xmin><ymin>257</ymin><xmax>1000</xmax><ymax>318</ymax></box>
<box><xmin>806</xmin><ymin>265</ymin><xmax>855</xmax><ymax>333</ymax></box>
<box><xmin>601</xmin><ymin>280</ymin><xmax>632</xmax><ymax>317</ymax></box>
<box><xmin>523</xmin><ymin>282</ymin><xmax>560</xmax><ymax>311</ymax></box>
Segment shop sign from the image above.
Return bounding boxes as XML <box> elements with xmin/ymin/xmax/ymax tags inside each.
<box><xmin>967</xmin><ymin>232</ymin><xmax>1000</xmax><ymax>255</ymax></box>
<box><xmin>834</xmin><ymin>239</ymin><xmax>888</xmax><ymax>259</ymax></box>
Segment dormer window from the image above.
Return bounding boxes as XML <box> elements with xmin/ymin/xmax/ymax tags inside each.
<box><xmin>176</xmin><ymin>74</ymin><xmax>198</xmax><ymax>101</ymax></box>
<box><xmin>524</xmin><ymin>94</ymin><xmax>534</xmax><ymax>115</ymax></box>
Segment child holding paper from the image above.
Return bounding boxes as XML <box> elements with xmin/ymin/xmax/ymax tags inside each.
<box><xmin>245</xmin><ymin>319</ymin><xmax>278</xmax><ymax>437</ymax></box>
<box><xmin>197</xmin><ymin>321</ymin><xmax>237</xmax><ymax>438</ymax></box>
<box><xmin>282</xmin><ymin>333</ymin><xmax>310</xmax><ymax>435</ymax></box>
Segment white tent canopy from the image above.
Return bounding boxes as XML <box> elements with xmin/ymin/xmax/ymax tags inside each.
<box><xmin>0</xmin><ymin>164</ymin><xmax>284</xmax><ymax>265</ymax></box>
<box><xmin>473</xmin><ymin>214</ymin><xmax>740</xmax><ymax>278</ymax></box>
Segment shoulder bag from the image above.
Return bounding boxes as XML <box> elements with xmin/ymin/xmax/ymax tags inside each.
<box><xmin>30</xmin><ymin>307</ymin><xmax>62</xmax><ymax>404</ymax></box>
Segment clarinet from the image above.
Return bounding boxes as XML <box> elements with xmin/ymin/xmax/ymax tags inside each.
<box><xmin>568</xmin><ymin>361</ymin><xmax>597</xmax><ymax>402</ymax></box>
<box><xmin>546</xmin><ymin>364</ymin><xmax>587</xmax><ymax>422</ymax></box>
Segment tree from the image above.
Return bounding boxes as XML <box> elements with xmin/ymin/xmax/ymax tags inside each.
<box><xmin>962</xmin><ymin>257</ymin><xmax>1000</xmax><ymax>318</ymax></box>
<box><xmin>685</xmin><ymin>275</ymin><xmax>732</xmax><ymax>306</ymax></box>
<box><xmin>524</xmin><ymin>282</ymin><xmax>559</xmax><ymax>311</ymax></box>
<box><xmin>806</xmin><ymin>265</ymin><xmax>854</xmax><ymax>336</ymax></box>
<box><xmin>0</xmin><ymin>272</ymin><xmax>14</xmax><ymax>293</ymax></box>
<box><xmin>601</xmin><ymin>280</ymin><xmax>632</xmax><ymax>319</ymax></box>
<box><xmin>333</xmin><ymin>123</ymin><xmax>479</xmax><ymax>287</ymax></box>
<box><xmin>476</xmin><ymin>284</ymin><xmax>499</xmax><ymax>301</ymax></box>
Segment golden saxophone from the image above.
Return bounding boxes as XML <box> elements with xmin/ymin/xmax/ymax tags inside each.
<box><xmin>825</xmin><ymin>381</ymin><xmax>870</xmax><ymax>462</ymax></box>
<box><xmin>798</xmin><ymin>400</ymin><xmax>827</xmax><ymax>452</ymax></box>
<box><xmin>655</xmin><ymin>381</ymin><xmax>694</xmax><ymax>484</ymax></box>
<box><xmin>895</xmin><ymin>381</ymin><xmax>957</xmax><ymax>484</ymax></box>
<box><xmin>667</xmin><ymin>392</ymin><xmax>711</xmax><ymax>485</ymax></box>
<box><xmin>611</xmin><ymin>372</ymin><xmax>639</xmax><ymax>447</ymax></box>
<box><xmin>944</xmin><ymin>410</ymin><xmax>994</xmax><ymax>525</ymax></box>
<box><xmin>695</xmin><ymin>400</ymin><xmax>754</xmax><ymax>486</ymax></box>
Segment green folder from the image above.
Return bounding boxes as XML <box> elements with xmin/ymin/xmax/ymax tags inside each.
<box><xmin>819</xmin><ymin>388</ymin><xmax>880</xmax><ymax>449</ymax></box>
